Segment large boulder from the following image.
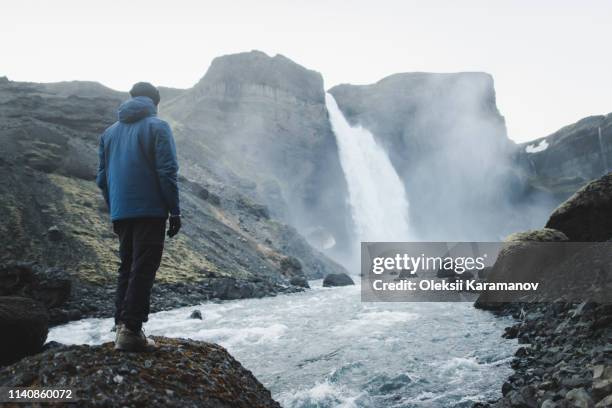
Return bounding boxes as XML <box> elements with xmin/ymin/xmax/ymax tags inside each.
<box><xmin>0</xmin><ymin>263</ymin><xmax>75</xmax><ymax>325</ymax></box>
<box><xmin>474</xmin><ymin>228</ymin><xmax>569</xmax><ymax>309</ymax></box>
<box><xmin>0</xmin><ymin>262</ymin><xmax>72</xmax><ymax>309</ymax></box>
<box><xmin>0</xmin><ymin>262</ymin><xmax>33</xmax><ymax>296</ymax></box>
<box><xmin>546</xmin><ymin>173</ymin><xmax>612</xmax><ymax>241</ymax></box>
<box><xmin>322</xmin><ymin>273</ymin><xmax>354</xmax><ymax>287</ymax></box>
<box><xmin>0</xmin><ymin>337</ymin><xmax>281</xmax><ymax>408</ymax></box>
<box><xmin>504</xmin><ymin>228</ymin><xmax>569</xmax><ymax>243</ymax></box>
<box><xmin>207</xmin><ymin>277</ymin><xmax>275</xmax><ymax>300</ymax></box>
<box><xmin>289</xmin><ymin>276</ymin><xmax>309</xmax><ymax>288</ymax></box>
<box><xmin>280</xmin><ymin>256</ymin><xmax>309</xmax><ymax>288</ymax></box>
<box><xmin>0</xmin><ymin>296</ymin><xmax>48</xmax><ymax>366</ymax></box>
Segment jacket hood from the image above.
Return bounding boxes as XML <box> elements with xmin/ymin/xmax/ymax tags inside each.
<box><xmin>118</xmin><ymin>96</ymin><xmax>157</xmax><ymax>123</ymax></box>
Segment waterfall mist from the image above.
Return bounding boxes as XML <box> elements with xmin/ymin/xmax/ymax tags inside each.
<box><xmin>328</xmin><ymin>73</ymin><xmax>562</xmax><ymax>244</ymax></box>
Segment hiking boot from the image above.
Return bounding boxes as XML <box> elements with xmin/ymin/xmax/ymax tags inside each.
<box><xmin>113</xmin><ymin>323</ymin><xmax>124</xmax><ymax>344</ymax></box>
<box><xmin>114</xmin><ymin>325</ymin><xmax>156</xmax><ymax>352</ymax></box>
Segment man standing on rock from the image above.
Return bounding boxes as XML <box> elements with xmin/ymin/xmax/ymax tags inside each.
<box><xmin>97</xmin><ymin>82</ymin><xmax>181</xmax><ymax>352</ymax></box>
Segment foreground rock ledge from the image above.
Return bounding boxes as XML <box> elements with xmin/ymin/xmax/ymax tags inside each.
<box><xmin>0</xmin><ymin>337</ymin><xmax>281</xmax><ymax>408</ymax></box>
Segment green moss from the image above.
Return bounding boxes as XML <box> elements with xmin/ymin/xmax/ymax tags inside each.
<box><xmin>48</xmin><ymin>173</ymin><xmax>118</xmax><ymax>284</ymax></box>
<box><xmin>48</xmin><ymin>174</ymin><xmax>229</xmax><ymax>285</ymax></box>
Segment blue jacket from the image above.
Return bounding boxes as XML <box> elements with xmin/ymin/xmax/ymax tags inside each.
<box><xmin>96</xmin><ymin>96</ymin><xmax>180</xmax><ymax>221</ymax></box>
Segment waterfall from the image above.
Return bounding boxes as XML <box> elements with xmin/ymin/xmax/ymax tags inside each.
<box><xmin>325</xmin><ymin>93</ymin><xmax>412</xmax><ymax>244</ymax></box>
<box><xmin>598</xmin><ymin>127</ymin><xmax>610</xmax><ymax>174</ymax></box>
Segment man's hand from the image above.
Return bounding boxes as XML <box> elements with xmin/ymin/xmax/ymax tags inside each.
<box><xmin>168</xmin><ymin>215</ymin><xmax>181</xmax><ymax>238</ymax></box>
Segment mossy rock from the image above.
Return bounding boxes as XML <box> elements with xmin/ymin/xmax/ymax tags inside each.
<box><xmin>0</xmin><ymin>296</ymin><xmax>48</xmax><ymax>366</ymax></box>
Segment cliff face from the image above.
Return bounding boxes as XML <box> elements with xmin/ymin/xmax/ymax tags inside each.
<box><xmin>162</xmin><ymin>51</ymin><xmax>353</xmax><ymax>257</ymax></box>
<box><xmin>329</xmin><ymin>72</ymin><xmax>508</xmax><ymax>149</ymax></box>
<box><xmin>0</xmin><ymin>75</ymin><xmax>347</xmax><ymax>322</ymax></box>
<box><xmin>329</xmin><ymin>73</ymin><xmax>525</xmax><ymax>240</ymax></box>
<box><xmin>516</xmin><ymin>113</ymin><xmax>612</xmax><ymax>197</ymax></box>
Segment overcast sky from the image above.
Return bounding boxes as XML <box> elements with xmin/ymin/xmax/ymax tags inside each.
<box><xmin>1</xmin><ymin>0</ymin><xmax>610</xmax><ymax>142</ymax></box>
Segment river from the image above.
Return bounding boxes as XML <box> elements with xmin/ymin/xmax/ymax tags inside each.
<box><xmin>49</xmin><ymin>280</ymin><xmax>517</xmax><ymax>407</ymax></box>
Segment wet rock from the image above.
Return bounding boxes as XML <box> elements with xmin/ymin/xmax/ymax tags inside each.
<box><xmin>289</xmin><ymin>276</ymin><xmax>309</xmax><ymax>288</ymax></box>
<box><xmin>565</xmin><ymin>387</ymin><xmax>593</xmax><ymax>408</ymax></box>
<box><xmin>591</xmin><ymin>316</ymin><xmax>612</xmax><ymax>331</ymax></box>
<box><xmin>562</xmin><ymin>375</ymin><xmax>591</xmax><ymax>389</ymax></box>
<box><xmin>0</xmin><ymin>262</ymin><xmax>72</xmax><ymax>315</ymax></box>
<box><xmin>488</xmin><ymin>297</ymin><xmax>611</xmax><ymax>407</ymax></box>
<box><xmin>474</xmin><ymin>227</ymin><xmax>573</xmax><ymax>309</ymax></box>
<box><xmin>0</xmin><ymin>262</ymin><xmax>33</xmax><ymax>295</ymax></box>
<box><xmin>189</xmin><ymin>310</ymin><xmax>203</xmax><ymax>320</ymax></box>
<box><xmin>571</xmin><ymin>301</ymin><xmax>597</xmax><ymax>318</ymax></box>
<box><xmin>515</xmin><ymin>347</ymin><xmax>531</xmax><ymax>358</ymax></box>
<box><xmin>47</xmin><ymin>225</ymin><xmax>63</xmax><ymax>241</ymax></box>
<box><xmin>0</xmin><ymin>337</ymin><xmax>281</xmax><ymax>407</ymax></box>
<box><xmin>207</xmin><ymin>277</ymin><xmax>278</xmax><ymax>300</ymax></box>
<box><xmin>595</xmin><ymin>394</ymin><xmax>612</xmax><ymax>408</ymax></box>
<box><xmin>30</xmin><ymin>267</ymin><xmax>72</xmax><ymax>308</ymax></box>
<box><xmin>503</xmin><ymin>324</ymin><xmax>520</xmax><ymax>339</ymax></box>
<box><xmin>280</xmin><ymin>257</ymin><xmax>309</xmax><ymax>289</ymax></box>
<box><xmin>507</xmin><ymin>388</ymin><xmax>533</xmax><ymax>408</ymax></box>
<box><xmin>322</xmin><ymin>273</ymin><xmax>354</xmax><ymax>287</ymax></box>
<box><xmin>546</xmin><ymin>173</ymin><xmax>612</xmax><ymax>241</ymax></box>
<box><xmin>0</xmin><ymin>296</ymin><xmax>48</xmax><ymax>366</ymax></box>
<box><xmin>519</xmin><ymin>385</ymin><xmax>538</xmax><ymax>407</ymax></box>
<box><xmin>592</xmin><ymin>365</ymin><xmax>612</xmax><ymax>401</ymax></box>
<box><xmin>502</xmin><ymin>381</ymin><xmax>513</xmax><ymax>396</ymax></box>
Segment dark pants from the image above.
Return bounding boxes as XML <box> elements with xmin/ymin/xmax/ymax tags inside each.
<box><xmin>113</xmin><ymin>217</ymin><xmax>166</xmax><ymax>331</ymax></box>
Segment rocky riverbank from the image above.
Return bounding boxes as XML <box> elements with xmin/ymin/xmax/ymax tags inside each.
<box><xmin>0</xmin><ymin>336</ymin><xmax>281</xmax><ymax>408</ymax></box>
<box><xmin>476</xmin><ymin>173</ymin><xmax>612</xmax><ymax>408</ymax></box>
<box><xmin>0</xmin><ymin>261</ymin><xmax>304</xmax><ymax>326</ymax></box>
<box><xmin>482</xmin><ymin>302</ymin><xmax>612</xmax><ymax>408</ymax></box>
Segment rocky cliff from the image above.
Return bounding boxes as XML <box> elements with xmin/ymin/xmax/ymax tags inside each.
<box><xmin>0</xmin><ymin>74</ymin><xmax>347</xmax><ymax>323</ymax></box>
<box><xmin>516</xmin><ymin>113</ymin><xmax>612</xmax><ymax>198</ymax></box>
<box><xmin>329</xmin><ymin>73</ymin><xmax>527</xmax><ymax>240</ymax></box>
<box><xmin>162</xmin><ymin>51</ymin><xmax>353</xmax><ymax>257</ymax></box>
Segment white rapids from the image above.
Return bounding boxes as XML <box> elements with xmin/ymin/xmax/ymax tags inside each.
<box><xmin>49</xmin><ymin>281</ymin><xmax>517</xmax><ymax>407</ymax></box>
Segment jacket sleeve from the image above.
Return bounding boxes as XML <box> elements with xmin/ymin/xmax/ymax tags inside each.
<box><xmin>153</xmin><ymin>121</ymin><xmax>180</xmax><ymax>216</ymax></box>
<box><xmin>96</xmin><ymin>135</ymin><xmax>110</xmax><ymax>207</ymax></box>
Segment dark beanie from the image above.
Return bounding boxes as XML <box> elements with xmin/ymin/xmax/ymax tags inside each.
<box><xmin>129</xmin><ymin>82</ymin><xmax>160</xmax><ymax>105</ymax></box>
